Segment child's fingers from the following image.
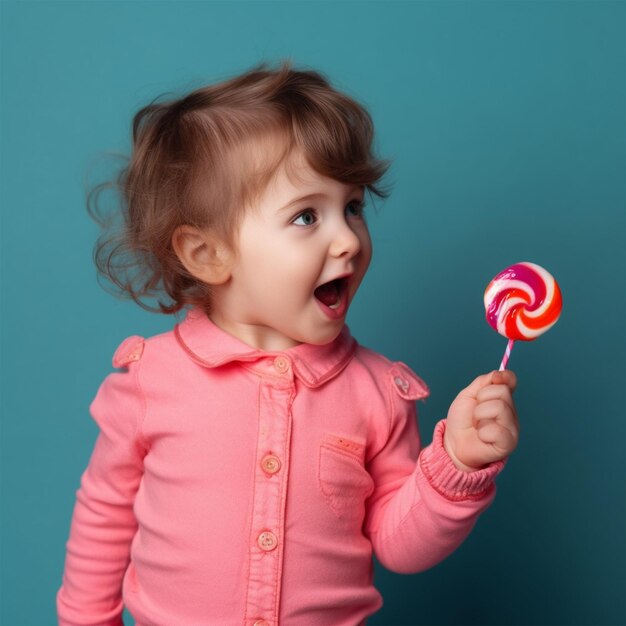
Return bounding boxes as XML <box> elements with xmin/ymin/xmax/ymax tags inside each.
<box><xmin>473</xmin><ymin>399</ymin><xmax>513</xmax><ymax>422</ymax></box>
<box><xmin>476</xmin><ymin>383</ymin><xmax>515</xmax><ymax>408</ymax></box>
<box><xmin>475</xmin><ymin>419</ymin><xmax>518</xmax><ymax>454</ymax></box>
<box><xmin>473</xmin><ymin>399</ymin><xmax>519</xmax><ymax>433</ymax></box>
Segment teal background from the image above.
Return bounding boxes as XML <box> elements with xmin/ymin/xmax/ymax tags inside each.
<box><xmin>1</xmin><ymin>1</ymin><xmax>624</xmax><ymax>625</ymax></box>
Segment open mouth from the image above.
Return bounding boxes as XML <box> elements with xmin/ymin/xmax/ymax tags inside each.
<box><xmin>314</xmin><ymin>277</ymin><xmax>348</xmax><ymax>310</ymax></box>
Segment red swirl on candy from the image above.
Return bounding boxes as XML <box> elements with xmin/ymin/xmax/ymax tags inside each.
<box><xmin>484</xmin><ymin>262</ymin><xmax>562</xmax><ymax>341</ymax></box>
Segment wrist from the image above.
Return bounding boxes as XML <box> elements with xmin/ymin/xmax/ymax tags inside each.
<box><xmin>419</xmin><ymin>420</ymin><xmax>506</xmax><ymax>501</ymax></box>
<box><xmin>443</xmin><ymin>430</ymin><xmax>485</xmax><ymax>473</ymax></box>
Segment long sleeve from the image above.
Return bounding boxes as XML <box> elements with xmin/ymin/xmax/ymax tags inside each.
<box><xmin>364</xmin><ymin>364</ymin><xmax>506</xmax><ymax>574</ymax></box>
<box><xmin>57</xmin><ymin>356</ymin><xmax>147</xmax><ymax>626</ymax></box>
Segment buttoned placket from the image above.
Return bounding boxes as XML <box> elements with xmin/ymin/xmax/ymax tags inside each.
<box><xmin>244</xmin><ymin>355</ymin><xmax>296</xmax><ymax>626</ymax></box>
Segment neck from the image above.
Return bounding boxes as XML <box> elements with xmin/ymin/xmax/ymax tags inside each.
<box><xmin>207</xmin><ymin>309</ymin><xmax>301</xmax><ymax>352</ymax></box>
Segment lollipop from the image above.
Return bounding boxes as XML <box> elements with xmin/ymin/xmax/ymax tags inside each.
<box><xmin>484</xmin><ymin>262</ymin><xmax>562</xmax><ymax>370</ymax></box>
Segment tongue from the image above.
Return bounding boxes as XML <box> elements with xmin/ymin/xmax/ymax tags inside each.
<box><xmin>315</xmin><ymin>280</ymin><xmax>340</xmax><ymax>306</ymax></box>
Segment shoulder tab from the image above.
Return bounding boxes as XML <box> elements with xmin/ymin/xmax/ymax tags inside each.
<box><xmin>112</xmin><ymin>335</ymin><xmax>145</xmax><ymax>368</ymax></box>
<box><xmin>388</xmin><ymin>361</ymin><xmax>430</xmax><ymax>401</ymax></box>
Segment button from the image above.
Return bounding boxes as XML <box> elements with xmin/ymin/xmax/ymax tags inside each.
<box><xmin>273</xmin><ymin>356</ymin><xmax>290</xmax><ymax>373</ymax></box>
<box><xmin>253</xmin><ymin>621</ymin><xmax>270</xmax><ymax>626</ymax></box>
<box><xmin>257</xmin><ymin>531</ymin><xmax>278</xmax><ymax>551</ymax></box>
<box><xmin>261</xmin><ymin>454</ymin><xmax>281</xmax><ymax>475</ymax></box>
<box><xmin>393</xmin><ymin>376</ymin><xmax>410</xmax><ymax>394</ymax></box>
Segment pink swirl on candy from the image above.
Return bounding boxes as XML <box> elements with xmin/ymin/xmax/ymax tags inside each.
<box><xmin>484</xmin><ymin>262</ymin><xmax>562</xmax><ymax>368</ymax></box>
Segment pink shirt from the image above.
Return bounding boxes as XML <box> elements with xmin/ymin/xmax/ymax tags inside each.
<box><xmin>57</xmin><ymin>306</ymin><xmax>505</xmax><ymax>626</ymax></box>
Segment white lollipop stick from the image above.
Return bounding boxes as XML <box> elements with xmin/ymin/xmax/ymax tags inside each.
<box><xmin>499</xmin><ymin>339</ymin><xmax>514</xmax><ymax>371</ymax></box>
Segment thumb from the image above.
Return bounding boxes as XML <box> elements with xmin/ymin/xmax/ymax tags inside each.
<box><xmin>457</xmin><ymin>372</ymin><xmax>499</xmax><ymax>400</ymax></box>
<box><xmin>491</xmin><ymin>369</ymin><xmax>518</xmax><ymax>391</ymax></box>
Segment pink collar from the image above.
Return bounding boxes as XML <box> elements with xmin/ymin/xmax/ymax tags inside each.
<box><xmin>174</xmin><ymin>306</ymin><xmax>357</xmax><ymax>388</ymax></box>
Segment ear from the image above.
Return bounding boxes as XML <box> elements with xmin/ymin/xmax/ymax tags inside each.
<box><xmin>171</xmin><ymin>225</ymin><xmax>234</xmax><ymax>285</ymax></box>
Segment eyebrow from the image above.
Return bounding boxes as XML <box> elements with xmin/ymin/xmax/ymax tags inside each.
<box><xmin>278</xmin><ymin>186</ymin><xmax>363</xmax><ymax>213</ymax></box>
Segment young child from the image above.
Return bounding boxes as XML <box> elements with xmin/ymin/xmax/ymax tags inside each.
<box><xmin>57</xmin><ymin>61</ymin><xmax>519</xmax><ymax>626</ymax></box>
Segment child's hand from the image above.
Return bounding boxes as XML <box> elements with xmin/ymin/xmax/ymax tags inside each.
<box><xmin>443</xmin><ymin>370</ymin><xmax>519</xmax><ymax>472</ymax></box>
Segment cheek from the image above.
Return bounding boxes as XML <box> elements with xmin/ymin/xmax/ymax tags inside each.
<box><xmin>242</xmin><ymin>244</ymin><xmax>313</xmax><ymax>297</ymax></box>
<box><xmin>276</xmin><ymin>241</ymin><xmax>322</xmax><ymax>276</ymax></box>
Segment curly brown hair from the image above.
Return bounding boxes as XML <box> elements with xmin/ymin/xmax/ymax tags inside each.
<box><xmin>87</xmin><ymin>59</ymin><xmax>392</xmax><ymax>315</ymax></box>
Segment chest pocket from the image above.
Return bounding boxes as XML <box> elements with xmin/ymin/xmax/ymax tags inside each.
<box><xmin>318</xmin><ymin>433</ymin><xmax>374</xmax><ymax>522</ymax></box>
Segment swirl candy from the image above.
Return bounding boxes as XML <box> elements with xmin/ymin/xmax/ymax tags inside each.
<box><xmin>484</xmin><ymin>262</ymin><xmax>562</xmax><ymax>369</ymax></box>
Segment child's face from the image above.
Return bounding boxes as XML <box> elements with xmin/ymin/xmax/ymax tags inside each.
<box><xmin>211</xmin><ymin>147</ymin><xmax>372</xmax><ymax>351</ymax></box>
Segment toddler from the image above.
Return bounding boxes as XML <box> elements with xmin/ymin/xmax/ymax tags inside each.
<box><xmin>57</xmin><ymin>61</ymin><xmax>519</xmax><ymax>626</ymax></box>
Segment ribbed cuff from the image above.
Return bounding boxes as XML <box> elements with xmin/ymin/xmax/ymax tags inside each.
<box><xmin>419</xmin><ymin>419</ymin><xmax>507</xmax><ymax>501</ymax></box>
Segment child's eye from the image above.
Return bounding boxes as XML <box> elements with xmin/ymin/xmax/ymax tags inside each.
<box><xmin>346</xmin><ymin>199</ymin><xmax>366</xmax><ymax>218</ymax></box>
<box><xmin>292</xmin><ymin>209</ymin><xmax>317</xmax><ymax>226</ymax></box>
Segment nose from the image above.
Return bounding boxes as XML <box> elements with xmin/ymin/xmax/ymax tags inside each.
<box><xmin>329</xmin><ymin>220</ymin><xmax>363</xmax><ymax>259</ymax></box>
